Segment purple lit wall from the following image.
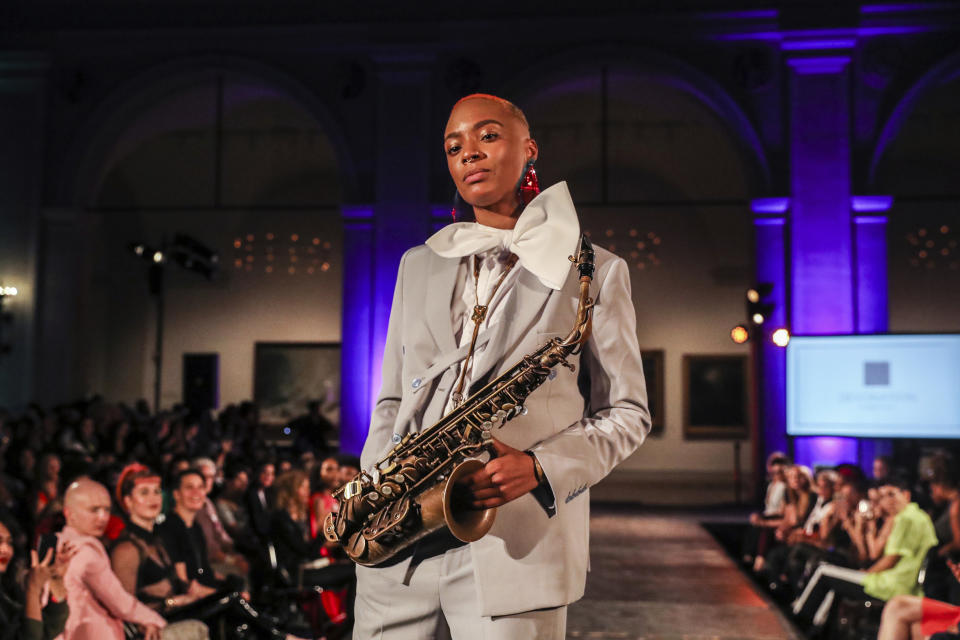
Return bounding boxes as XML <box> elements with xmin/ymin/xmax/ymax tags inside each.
<box><xmin>793</xmin><ymin>436</ymin><xmax>859</xmax><ymax>469</ymax></box>
<box><xmin>752</xmin><ymin>205</ymin><xmax>788</xmax><ymax>460</ymax></box>
<box><xmin>339</xmin><ymin>206</ymin><xmax>375</xmax><ymax>455</ymax></box>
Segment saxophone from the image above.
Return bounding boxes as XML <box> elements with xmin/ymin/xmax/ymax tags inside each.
<box><xmin>323</xmin><ymin>236</ymin><xmax>595</xmax><ymax>566</ymax></box>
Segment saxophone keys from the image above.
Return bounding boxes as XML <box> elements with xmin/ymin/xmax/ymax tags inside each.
<box><xmin>343</xmin><ymin>480</ymin><xmax>363</xmax><ymax>500</ymax></box>
<box><xmin>481</xmin><ymin>420</ymin><xmax>493</xmax><ymax>431</ymax></box>
<box><xmin>379</xmin><ymin>461</ymin><xmax>397</xmax><ymax>475</ymax></box>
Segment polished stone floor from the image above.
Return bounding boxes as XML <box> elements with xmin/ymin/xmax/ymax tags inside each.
<box><xmin>566</xmin><ymin>507</ymin><xmax>802</xmax><ymax>640</ymax></box>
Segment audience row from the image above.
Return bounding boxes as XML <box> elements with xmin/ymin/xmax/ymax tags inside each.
<box><xmin>0</xmin><ymin>397</ymin><xmax>352</xmax><ymax>640</ymax></box>
<box><xmin>743</xmin><ymin>452</ymin><xmax>960</xmax><ymax>639</ymax></box>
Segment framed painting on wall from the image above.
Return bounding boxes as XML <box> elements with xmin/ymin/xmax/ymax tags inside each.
<box><xmin>640</xmin><ymin>349</ymin><xmax>665</xmax><ymax>436</ymax></box>
<box><xmin>254</xmin><ymin>342</ymin><xmax>341</xmax><ymax>428</ymax></box>
<box><xmin>682</xmin><ymin>354</ymin><xmax>749</xmax><ymax>440</ymax></box>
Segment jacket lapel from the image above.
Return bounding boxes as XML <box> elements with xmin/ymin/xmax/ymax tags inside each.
<box><xmin>469</xmin><ymin>266</ymin><xmax>554</xmax><ymax>392</ymax></box>
<box><xmin>424</xmin><ymin>251</ymin><xmax>460</xmax><ymax>355</ymax></box>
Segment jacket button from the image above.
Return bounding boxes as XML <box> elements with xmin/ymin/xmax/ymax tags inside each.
<box><xmin>411</xmin><ymin>377</ymin><xmax>422</xmax><ymax>389</ymax></box>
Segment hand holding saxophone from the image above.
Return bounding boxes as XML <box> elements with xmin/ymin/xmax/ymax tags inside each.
<box><xmin>464</xmin><ymin>439</ymin><xmax>539</xmax><ymax>509</ymax></box>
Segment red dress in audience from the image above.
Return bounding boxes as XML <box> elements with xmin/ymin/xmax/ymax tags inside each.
<box><xmin>922</xmin><ymin>598</ymin><xmax>960</xmax><ymax>636</ymax></box>
<box><xmin>308</xmin><ymin>491</ymin><xmax>347</xmax><ymax>624</ymax></box>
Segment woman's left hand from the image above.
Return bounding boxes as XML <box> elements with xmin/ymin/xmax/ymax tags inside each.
<box><xmin>466</xmin><ymin>439</ymin><xmax>539</xmax><ymax>508</ymax></box>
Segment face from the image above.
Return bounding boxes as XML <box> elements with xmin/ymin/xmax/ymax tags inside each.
<box><xmin>199</xmin><ymin>465</ymin><xmax>216</xmax><ymax>495</ymax></box>
<box><xmin>300</xmin><ymin>453</ymin><xmax>315</xmax><ymax>471</ymax></box>
<box><xmin>44</xmin><ymin>455</ymin><xmax>61</xmax><ymax>478</ymax></box>
<box><xmin>338</xmin><ymin>465</ymin><xmax>359</xmax><ymax>488</ymax></box>
<box><xmin>319</xmin><ymin>458</ymin><xmax>339</xmax><ymax>489</ymax></box>
<box><xmin>297</xmin><ymin>479</ymin><xmax>311</xmax><ymax>506</ymax></box>
<box><xmin>230</xmin><ymin>471</ymin><xmax>249</xmax><ymax>493</ymax></box>
<box><xmin>259</xmin><ymin>464</ymin><xmax>275</xmax><ymax>488</ymax></box>
<box><xmin>124</xmin><ymin>479</ymin><xmax>163</xmax><ymax>523</ymax></box>
<box><xmin>816</xmin><ymin>475</ymin><xmax>834</xmax><ymax>499</ymax></box>
<box><xmin>444</xmin><ymin>98</ymin><xmax>537</xmax><ymax>215</ymax></box>
<box><xmin>786</xmin><ymin>467</ymin><xmax>800</xmax><ymax>490</ymax></box>
<box><xmin>174</xmin><ymin>473</ymin><xmax>207</xmax><ymax>513</ymax></box>
<box><xmin>0</xmin><ymin>522</ymin><xmax>12</xmax><ymax>574</ymax></box>
<box><xmin>67</xmin><ymin>486</ymin><xmax>112</xmax><ymax>537</ymax></box>
<box><xmin>873</xmin><ymin>459</ymin><xmax>889</xmax><ymax>480</ymax></box>
<box><xmin>877</xmin><ymin>485</ymin><xmax>909</xmax><ymax>516</ymax></box>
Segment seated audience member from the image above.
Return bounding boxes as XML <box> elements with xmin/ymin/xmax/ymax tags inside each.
<box><xmin>159</xmin><ymin>469</ymin><xmax>230</xmax><ymax>591</ymax></box>
<box><xmin>334</xmin><ymin>455</ymin><xmax>360</xmax><ymax>490</ymax></box>
<box><xmin>272</xmin><ymin>471</ymin><xmax>352</xmax><ymax>628</ymax></box>
<box><xmin>744</xmin><ymin>453</ymin><xmax>789</xmax><ymax>565</ymax></box>
<box><xmin>162</xmin><ymin>456</ymin><xmax>191</xmax><ymax>515</ymax></box>
<box><xmin>873</xmin><ymin>455</ymin><xmax>893</xmax><ymax>487</ymax></box>
<box><xmin>246</xmin><ymin>461</ymin><xmax>276</xmax><ymax>544</ymax></box>
<box><xmin>927</xmin><ymin>467</ymin><xmax>960</xmax><ymax>602</ymax></box>
<box><xmin>57</xmin><ymin>478</ymin><xmax>169</xmax><ymax>640</ymax></box>
<box><xmin>878</xmin><ymin>558</ymin><xmax>960</xmax><ymax>640</ymax></box>
<box><xmin>0</xmin><ymin>514</ymin><xmax>74</xmax><ymax>640</ymax></box>
<box><xmin>309</xmin><ymin>456</ymin><xmax>340</xmax><ymax>541</ymax></box>
<box><xmin>270</xmin><ymin>471</ymin><xmax>319</xmax><ymax>584</ymax></box>
<box><xmin>791</xmin><ymin>475</ymin><xmax>939</xmax><ymax>632</ymax></box>
<box><xmin>32</xmin><ymin>453</ymin><xmax>61</xmax><ymax>519</ymax></box>
<box><xmin>192</xmin><ymin>458</ymin><xmax>248</xmax><ymax>579</ymax></box>
<box><xmin>754</xmin><ymin>464</ymin><xmax>815</xmax><ymax>573</ymax></box>
<box><xmin>215</xmin><ymin>461</ymin><xmax>257</xmax><ymax>552</ymax></box>
<box><xmin>290</xmin><ymin>401</ymin><xmax>335</xmax><ymax>456</ymax></box>
<box><xmin>112</xmin><ymin>464</ymin><xmax>303</xmax><ymax>640</ymax></box>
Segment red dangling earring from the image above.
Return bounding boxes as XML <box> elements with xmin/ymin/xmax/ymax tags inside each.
<box><xmin>518</xmin><ymin>161</ymin><xmax>540</xmax><ymax>206</ymax></box>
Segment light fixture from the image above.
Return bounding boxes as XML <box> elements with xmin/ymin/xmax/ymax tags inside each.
<box><xmin>746</xmin><ymin>289</ymin><xmax>760</xmax><ymax>304</ymax></box>
<box><xmin>772</xmin><ymin>328</ymin><xmax>791</xmax><ymax>347</ymax></box>
<box><xmin>153</xmin><ymin>251</ymin><xmax>165</xmax><ymax>264</ymax></box>
<box><xmin>730</xmin><ymin>325</ymin><xmax>749</xmax><ymax>344</ymax></box>
<box><xmin>752</xmin><ymin>312</ymin><xmax>765</xmax><ymax>325</ymax></box>
<box><xmin>0</xmin><ymin>286</ymin><xmax>18</xmax><ymax>297</ymax></box>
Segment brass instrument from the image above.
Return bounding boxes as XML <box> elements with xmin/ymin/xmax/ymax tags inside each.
<box><xmin>323</xmin><ymin>236</ymin><xmax>595</xmax><ymax>566</ymax></box>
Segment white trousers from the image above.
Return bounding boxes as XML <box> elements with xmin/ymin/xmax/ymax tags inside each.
<box><xmin>353</xmin><ymin>542</ymin><xmax>566</xmax><ymax>640</ymax></box>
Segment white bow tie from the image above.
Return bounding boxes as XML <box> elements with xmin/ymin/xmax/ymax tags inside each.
<box><xmin>425</xmin><ymin>182</ymin><xmax>581</xmax><ymax>290</ymax></box>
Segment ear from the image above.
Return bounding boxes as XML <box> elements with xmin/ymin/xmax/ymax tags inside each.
<box><xmin>526</xmin><ymin>138</ymin><xmax>539</xmax><ymax>163</ymax></box>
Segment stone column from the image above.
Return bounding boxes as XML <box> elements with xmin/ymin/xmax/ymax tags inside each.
<box><xmin>784</xmin><ymin>46</ymin><xmax>892</xmax><ymax>469</ymax></box>
<box><xmin>751</xmin><ymin>198</ymin><xmax>789</xmax><ymax>467</ymax></box>
<box><xmin>787</xmin><ymin>53</ymin><xmax>855</xmax><ymax>335</ymax></box>
<box><xmin>0</xmin><ymin>53</ymin><xmax>48</xmax><ymax>408</ymax></box>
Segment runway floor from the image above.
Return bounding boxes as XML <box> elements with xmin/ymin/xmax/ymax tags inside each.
<box><xmin>566</xmin><ymin>506</ymin><xmax>803</xmax><ymax>640</ymax></box>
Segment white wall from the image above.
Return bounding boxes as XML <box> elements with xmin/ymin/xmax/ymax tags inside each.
<box><xmin>92</xmin><ymin>209</ymin><xmax>343</xmax><ymax>410</ymax></box>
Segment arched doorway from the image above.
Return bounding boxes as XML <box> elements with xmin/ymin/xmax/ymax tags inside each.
<box><xmin>43</xmin><ymin>64</ymin><xmax>349</xmax><ymax>425</ymax></box>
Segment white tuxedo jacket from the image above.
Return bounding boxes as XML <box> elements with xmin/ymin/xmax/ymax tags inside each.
<box><xmin>359</xmin><ymin>235</ymin><xmax>650</xmax><ymax>616</ymax></box>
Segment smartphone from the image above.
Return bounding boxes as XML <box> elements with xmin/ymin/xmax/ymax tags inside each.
<box><xmin>37</xmin><ymin>533</ymin><xmax>58</xmax><ymax>563</ymax></box>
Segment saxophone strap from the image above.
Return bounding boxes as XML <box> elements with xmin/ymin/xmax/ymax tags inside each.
<box><xmin>450</xmin><ymin>253</ymin><xmax>519</xmax><ymax>408</ymax></box>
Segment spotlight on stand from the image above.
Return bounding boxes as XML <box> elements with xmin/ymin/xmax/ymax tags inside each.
<box><xmin>746</xmin><ymin>283</ymin><xmax>774</xmax><ymax>328</ymax></box>
<box><xmin>730</xmin><ymin>325</ymin><xmax>749</xmax><ymax>344</ymax></box>
<box><xmin>0</xmin><ymin>283</ymin><xmax>18</xmax><ymax>357</ymax></box>
<box><xmin>772</xmin><ymin>328</ymin><xmax>791</xmax><ymax>347</ymax></box>
<box><xmin>128</xmin><ymin>233</ymin><xmax>220</xmax><ymax>411</ymax></box>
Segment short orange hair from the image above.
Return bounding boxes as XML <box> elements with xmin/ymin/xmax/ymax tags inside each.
<box><xmin>453</xmin><ymin>93</ymin><xmax>529</xmax><ymax>132</ymax></box>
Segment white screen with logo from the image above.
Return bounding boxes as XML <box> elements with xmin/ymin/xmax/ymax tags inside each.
<box><xmin>786</xmin><ymin>334</ymin><xmax>960</xmax><ymax>438</ymax></box>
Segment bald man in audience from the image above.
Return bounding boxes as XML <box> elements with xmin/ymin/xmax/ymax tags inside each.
<box><xmin>57</xmin><ymin>478</ymin><xmax>168</xmax><ymax>640</ymax></box>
